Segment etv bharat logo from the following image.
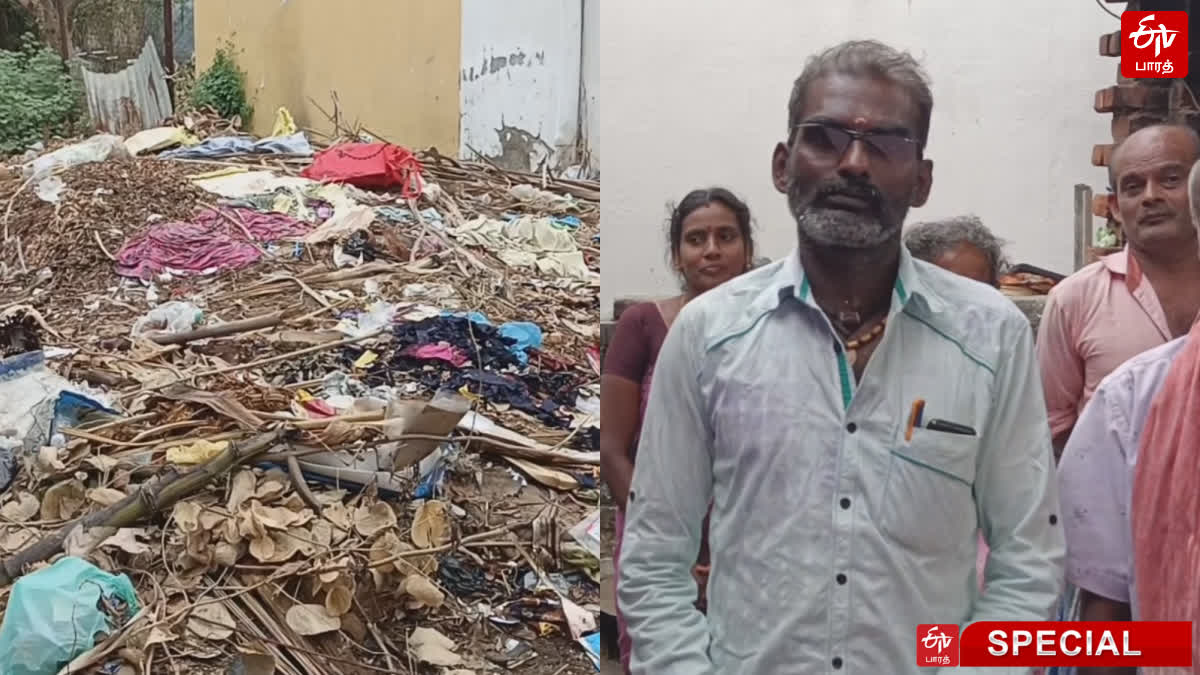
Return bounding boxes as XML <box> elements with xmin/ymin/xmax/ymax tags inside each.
<box><xmin>1121</xmin><ymin>11</ymin><xmax>1188</xmax><ymax>78</ymax></box>
<box><xmin>916</xmin><ymin>624</ymin><xmax>960</xmax><ymax>668</ymax></box>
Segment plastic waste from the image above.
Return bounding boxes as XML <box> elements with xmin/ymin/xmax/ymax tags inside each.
<box><xmin>34</xmin><ymin>176</ymin><xmax>64</xmax><ymax>203</ymax></box>
<box><xmin>340</xmin><ymin>301</ymin><xmax>396</xmax><ymax>338</ymax></box>
<box><xmin>415</xmin><ymin>444</ymin><xmax>456</xmax><ymax>499</ymax></box>
<box><xmin>23</xmin><ymin>134</ymin><xmax>128</xmax><ymax>179</ymax></box>
<box><xmin>0</xmin><ymin>351</ymin><xmax>115</xmax><ymax>490</ymax></box>
<box><xmin>131</xmin><ymin>301</ymin><xmax>203</xmax><ymax>337</ymax></box>
<box><xmin>0</xmin><ymin>557</ymin><xmax>140</xmax><ymax>675</ymax></box>
<box><xmin>272</xmin><ymin>107</ymin><xmax>297</xmax><ymax>137</ymax></box>
<box><xmin>568</xmin><ymin>510</ymin><xmax>600</xmax><ymax>559</ymax></box>
<box><xmin>498</xmin><ymin>322</ymin><xmax>543</xmax><ymax>364</ymax></box>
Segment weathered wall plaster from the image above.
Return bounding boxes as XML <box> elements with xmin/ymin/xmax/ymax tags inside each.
<box><xmin>459</xmin><ymin>0</ymin><xmax>583</xmax><ymax>173</ymax></box>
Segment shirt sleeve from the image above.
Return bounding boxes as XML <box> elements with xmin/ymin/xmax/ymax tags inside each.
<box><xmin>603</xmin><ymin>304</ymin><xmax>651</xmax><ymax>382</ymax></box>
<box><xmin>1036</xmin><ymin>290</ymin><xmax>1085</xmax><ymax>438</ymax></box>
<box><xmin>970</xmin><ymin>312</ymin><xmax>1067</xmax><ymax>622</ymax></box>
<box><xmin>1057</xmin><ymin>383</ymin><xmax>1133</xmax><ymax>603</ymax></box>
<box><xmin>617</xmin><ymin>302</ymin><xmax>716</xmax><ymax>675</ymax></box>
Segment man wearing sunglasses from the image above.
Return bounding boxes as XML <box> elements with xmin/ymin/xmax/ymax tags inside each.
<box><xmin>618</xmin><ymin>39</ymin><xmax>1064</xmax><ymax>674</ymax></box>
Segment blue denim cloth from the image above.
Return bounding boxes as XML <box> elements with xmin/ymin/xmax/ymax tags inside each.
<box><xmin>1046</xmin><ymin>583</ymin><xmax>1081</xmax><ymax>675</ymax></box>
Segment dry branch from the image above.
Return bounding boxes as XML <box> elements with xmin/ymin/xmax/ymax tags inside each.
<box><xmin>0</xmin><ymin>431</ymin><xmax>283</xmax><ymax>586</ymax></box>
<box><xmin>148</xmin><ymin>311</ymin><xmax>283</xmax><ymax>345</ymax></box>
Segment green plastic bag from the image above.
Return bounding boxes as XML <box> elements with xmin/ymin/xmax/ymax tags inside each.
<box><xmin>0</xmin><ymin>556</ymin><xmax>140</xmax><ymax>675</ymax></box>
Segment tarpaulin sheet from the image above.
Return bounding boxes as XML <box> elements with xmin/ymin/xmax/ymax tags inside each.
<box><xmin>115</xmin><ymin>207</ymin><xmax>312</xmax><ymax>279</ymax></box>
<box><xmin>301</xmin><ymin>142</ymin><xmax>425</xmax><ymax>198</ymax></box>
<box><xmin>160</xmin><ymin>133</ymin><xmax>312</xmax><ymax>159</ymax></box>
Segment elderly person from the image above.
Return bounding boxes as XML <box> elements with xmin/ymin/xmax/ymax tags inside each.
<box><xmin>618</xmin><ymin>39</ymin><xmax>1064</xmax><ymax>675</ymax></box>
<box><xmin>904</xmin><ymin>215</ymin><xmax>1007</xmax><ymax>286</ymax></box>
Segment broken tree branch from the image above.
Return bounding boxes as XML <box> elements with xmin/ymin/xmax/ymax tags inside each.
<box><xmin>0</xmin><ymin>431</ymin><xmax>283</xmax><ymax>586</ymax></box>
<box><xmin>148</xmin><ymin>312</ymin><xmax>283</xmax><ymax>346</ymax></box>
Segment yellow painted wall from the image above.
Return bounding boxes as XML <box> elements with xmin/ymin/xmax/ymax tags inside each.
<box><xmin>194</xmin><ymin>0</ymin><xmax>461</xmax><ymax>151</ymax></box>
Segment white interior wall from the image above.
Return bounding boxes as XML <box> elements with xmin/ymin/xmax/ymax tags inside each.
<box><xmin>459</xmin><ymin>0</ymin><xmax>583</xmax><ymax>172</ymax></box>
<box><xmin>581</xmin><ymin>0</ymin><xmax>600</xmax><ymax>176</ymax></box>
<box><xmin>597</xmin><ymin>0</ymin><xmax>1126</xmax><ymax>317</ymax></box>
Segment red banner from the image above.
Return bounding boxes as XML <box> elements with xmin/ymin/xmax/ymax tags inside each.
<box><xmin>951</xmin><ymin>622</ymin><xmax>1192</xmax><ymax>668</ymax></box>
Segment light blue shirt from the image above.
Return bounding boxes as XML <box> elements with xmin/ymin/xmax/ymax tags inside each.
<box><xmin>618</xmin><ymin>247</ymin><xmax>1065</xmax><ymax>675</ymax></box>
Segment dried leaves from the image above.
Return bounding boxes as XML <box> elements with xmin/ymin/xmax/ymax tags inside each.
<box><xmin>353</xmin><ymin>502</ymin><xmax>395</xmax><ymax>537</ymax></box>
<box><xmin>188</xmin><ymin>602</ymin><xmax>236</xmax><ymax>640</ymax></box>
<box><xmin>286</xmin><ymin>603</ymin><xmax>341</xmax><ymax>636</ymax></box>
<box><xmin>411</xmin><ymin>500</ymin><xmax>451</xmax><ymax>548</ymax></box>
<box><xmin>41</xmin><ymin>479</ymin><xmax>85</xmax><ymax>520</ymax></box>
<box><xmin>409</xmin><ymin>626</ymin><xmax>462</xmax><ymax>666</ymax></box>
<box><xmin>0</xmin><ymin>492</ymin><xmax>38</xmax><ymax>522</ymax></box>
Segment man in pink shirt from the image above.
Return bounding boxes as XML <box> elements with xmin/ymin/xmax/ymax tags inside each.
<box><xmin>1037</xmin><ymin>123</ymin><xmax>1200</xmax><ymax>458</ymax></box>
<box><xmin>1037</xmin><ymin>124</ymin><xmax>1200</xmax><ymax>658</ymax></box>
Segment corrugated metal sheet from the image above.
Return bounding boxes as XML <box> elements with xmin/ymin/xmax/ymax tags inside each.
<box><xmin>81</xmin><ymin>37</ymin><xmax>173</xmax><ymax>137</ymax></box>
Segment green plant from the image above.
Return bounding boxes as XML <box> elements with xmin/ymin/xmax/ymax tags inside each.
<box><xmin>189</xmin><ymin>41</ymin><xmax>252</xmax><ymax>124</ymax></box>
<box><xmin>0</xmin><ymin>33</ymin><xmax>84</xmax><ymax>155</ymax></box>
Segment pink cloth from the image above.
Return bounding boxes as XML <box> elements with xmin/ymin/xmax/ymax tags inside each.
<box><xmin>1037</xmin><ymin>248</ymin><xmax>1171</xmax><ymax>439</ymax></box>
<box><xmin>1132</xmin><ymin>319</ymin><xmax>1200</xmax><ymax>669</ymax></box>
<box><xmin>401</xmin><ymin>343</ymin><xmax>469</xmax><ymax>367</ymax></box>
<box><xmin>115</xmin><ymin>207</ymin><xmax>312</xmax><ymax>279</ymax></box>
<box><xmin>613</xmin><ymin>507</ymin><xmax>632</xmax><ymax>675</ymax></box>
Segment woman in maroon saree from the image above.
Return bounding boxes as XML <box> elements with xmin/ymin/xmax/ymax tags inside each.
<box><xmin>601</xmin><ymin>187</ymin><xmax>755</xmax><ymax>674</ymax></box>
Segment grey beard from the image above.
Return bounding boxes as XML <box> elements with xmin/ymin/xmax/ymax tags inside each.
<box><xmin>789</xmin><ymin>185</ymin><xmax>905</xmax><ymax>249</ymax></box>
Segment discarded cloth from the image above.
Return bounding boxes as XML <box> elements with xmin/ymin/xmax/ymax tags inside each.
<box><xmin>401</xmin><ymin>343</ymin><xmax>469</xmax><ymax>367</ymax></box>
<box><xmin>508</xmin><ymin>183</ymin><xmax>578</xmax><ymax>212</ymax></box>
<box><xmin>390</xmin><ymin>316</ymin><xmax>522</xmax><ymax>372</ymax></box>
<box><xmin>440</xmin><ymin>311</ymin><xmax>543</xmax><ymax>364</ymax></box>
<box><xmin>452</xmin><ymin>369</ymin><xmax>567</xmax><ymax>428</ymax></box>
<box><xmin>450</xmin><ymin>216</ymin><xmax>591</xmax><ymax>280</ymax></box>
<box><xmin>161</xmin><ymin>132</ymin><xmax>313</xmax><ymax>159</ymax></box>
<box><xmin>124</xmin><ymin>126</ymin><xmax>196</xmax><ymax>156</ymax></box>
<box><xmin>376</xmin><ymin>205</ymin><xmax>443</xmax><ymax>225</ymax></box>
<box><xmin>115</xmin><ymin>207</ymin><xmax>312</xmax><ymax>279</ymax></box>
<box><xmin>301</xmin><ymin>142</ymin><xmax>425</xmax><ymax>198</ymax></box>
<box><xmin>371</xmin><ymin>317</ymin><xmax>570</xmax><ymax>426</ymax></box>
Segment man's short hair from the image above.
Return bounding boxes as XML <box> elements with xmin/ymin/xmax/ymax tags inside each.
<box><xmin>904</xmin><ymin>215</ymin><xmax>1008</xmax><ymax>285</ymax></box>
<box><xmin>1108</xmin><ymin>123</ymin><xmax>1200</xmax><ymax>189</ymax></box>
<box><xmin>788</xmin><ymin>40</ymin><xmax>933</xmax><ymax>147</ymax></box>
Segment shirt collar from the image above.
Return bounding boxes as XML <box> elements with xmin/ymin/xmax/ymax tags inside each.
<box><xmin>774</xmin><ymin>245</ymin><xmax>946</xmax><ymax>315</ymax></box>
<box><xmin>1101</xmin><ymin>246</ymin><xmax>1145</xmax><ymax>291</ymax></box>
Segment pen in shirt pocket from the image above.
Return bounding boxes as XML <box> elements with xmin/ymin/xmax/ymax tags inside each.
<box><xmin>905</xmin><ymin>398</ymin><xmax>977</xmax><ymax>438</ymax></box>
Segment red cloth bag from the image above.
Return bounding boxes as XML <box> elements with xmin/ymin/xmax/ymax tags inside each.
<box><xmin>301</xmin><ymin>142</ymin><xmax>425</xmax><ymax>198</ymax></box>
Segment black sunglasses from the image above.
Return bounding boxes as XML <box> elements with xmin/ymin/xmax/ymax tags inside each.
<box><xmin>792</xmin><ymin>122</ymin><xmax>922</xmax><ymax>163</ymax></box>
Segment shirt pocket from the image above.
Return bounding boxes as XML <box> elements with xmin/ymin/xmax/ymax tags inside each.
<box><xmin>880</xmin><ymin>427</ymin><xmax>979</xmax><ymax>555</ymax></box>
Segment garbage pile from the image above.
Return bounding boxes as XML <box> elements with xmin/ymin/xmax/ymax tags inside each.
<box><xmin>0</xmin><ymin>119</ymin><xmax>601</xmax><ymax>675</ymax></box>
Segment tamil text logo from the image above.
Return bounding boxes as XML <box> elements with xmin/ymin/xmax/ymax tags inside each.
<box><xmin>1121</xmin><ymin>11</ymin><xmax>1188</xmax><ymax>78</ymax></box>
<box><xmin>916</xmin><ymin>624</ymin><xmax>960</xmax><ymax>668</ymax></box>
